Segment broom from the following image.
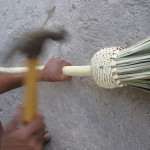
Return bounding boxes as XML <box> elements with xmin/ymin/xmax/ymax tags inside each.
<box><xmin>0</xmin><ymin>37</ymin><xmax>150</xmax><ymax>92</ymax></box>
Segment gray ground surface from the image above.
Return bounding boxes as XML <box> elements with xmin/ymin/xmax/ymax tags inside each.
<box><xmin>0</xmin><ymin>0</ymin><xmax>150</xmax><ymax>149</ymax></box>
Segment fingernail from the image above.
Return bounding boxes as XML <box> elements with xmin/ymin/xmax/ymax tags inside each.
<box><xmin>44</xmin><ymin>133</ymin><xmax>51</xmax><ymax>143</ymax></box>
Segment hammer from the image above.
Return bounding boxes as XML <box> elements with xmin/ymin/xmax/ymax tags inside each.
<box><xmin>6</xmin><ymin>29</ymin><xmax>66</xmax><ymax>123</ymax></box>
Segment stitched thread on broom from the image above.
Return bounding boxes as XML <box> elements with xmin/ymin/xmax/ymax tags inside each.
<box><xmin>91</xmin><ymin>47</ymin><xmax>125</xmax><ymax>89</ymax></box>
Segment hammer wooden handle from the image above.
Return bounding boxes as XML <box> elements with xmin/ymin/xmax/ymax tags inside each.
<box><xmin>23</xmin><ymin>59</ymin><xmax>39</xmax><ymax>123</ymax></box>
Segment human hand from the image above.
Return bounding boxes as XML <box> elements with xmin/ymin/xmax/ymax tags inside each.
<box><xmin>1</xmin><ymin>108</ymin><xmax>49</xmax><ymax>150</ymax></box>
<box><xmin>0</xmin><ymin>121</ymin><xmax>3</xmax><ymax>148</ymax></box>
<box><xmin>41</xmin><ymin>57</ymin><xmax>72</xmax><ymax>82</ymax></box>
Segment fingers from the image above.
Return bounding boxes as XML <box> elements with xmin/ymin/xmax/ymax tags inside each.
<box><xmin>28</xmin><ymin>138</ymin><xmax>43</xmax><ymax>150</ymax></box>
<box><xmin>32</xmin><ymin>131</ymin><xmax>45</xmax><ymax>145</ymax></box>
<box><xmin>42</xmin><ymin>57</ymin><xmax>72</xmax><ymax>82</ymax></box>
<box><xmin>63</xmin><ymin>76</ymin><xmax>72</xmax><ymax>81</ymax></box>
<box><xmin>5</xmin><ymin>106</ymin><xmax>24</xmax><ymax>133</ymax></box>
<box><xmin>60</xmin><ymin>73</ymin><xmax>72</xmax><ymax>81</ymax></box>
<box><xmin>15</xmin><ymin>106</ymin><xmax>24</xmax><ymax>122</ymax></box>
<box><xmin>33</xmin><ymin>127</ymin><xmax>51</xmax><ymax>144</ymax></box>
<box><xmin>5</xmin><ymin>117</ymin><xmax>20</xmax><ymax>133</ymax></box>
<box><xmin>56</xmin><ymin>57</ymin><xmax>72</xmax><ymax>81</ymax></box>
<box><xmin>53</xmin><ymin>57</ymin><xmax>71</xmax><ymax>67</ymax></box>
<box><xmin>31</xmin><ymin>129</ymin><xmax>51</xmax><ymax>145</ymax></box>
<box><xmin>51</xmin><ymin>57</ymin><xmax>72</xmax><ymax>81</ymax></box>
<box><xmin>23</xmin><ymin>117</ymin><xmax>46</xmax><ymax>148</ymax></box>
<box><xmin>25</xmin><ymin>117</ymin><xmax>45</xmax><ymax>138</ymax></box>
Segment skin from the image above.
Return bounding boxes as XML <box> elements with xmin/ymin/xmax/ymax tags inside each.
<box><xmin>1</xmin><ymin>108</ymin><xmax>45</xmax><ymax>150</ymax></box>
<box><xmin>0</xmin><ymin>57</ymin><xmax>71</xmax><ymax>94</ymax></box>
<box><xmin>0</xmin><ymin>57</ymin><xmax>72</xmax><ymax>150</ymax></box>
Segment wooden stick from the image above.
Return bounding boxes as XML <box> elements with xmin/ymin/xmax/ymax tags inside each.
<box><xmin>23</xmin><ymin>59</ymin><xmax>39</xmax><ymax>123</ymax></box>
<box><xmin>41</xmin><ymin>6</ymin><xmax>56</xmax><ymax>29</ymax></box>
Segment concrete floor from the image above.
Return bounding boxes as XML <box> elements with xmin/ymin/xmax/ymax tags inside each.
<box><xmin>0</xmin><ymin>0</ymin><xmax>150</xmax><ymax>149</ymax></box>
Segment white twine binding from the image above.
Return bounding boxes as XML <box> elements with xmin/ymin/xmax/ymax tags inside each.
<box><xmin>91</xmin><ymin>47</ymin><xmax>125</xmax><ymax>89</ymax></box>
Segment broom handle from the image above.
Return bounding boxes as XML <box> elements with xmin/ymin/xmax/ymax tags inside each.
<box><xmin>0</xmin><ymin>66</ymin><xmax>92</xmax><ymax>76</ymax></box>
<box><xmin>63</xmin><ymin>66</ymin><xmax>91</xmax><ymax>76</ymax></box>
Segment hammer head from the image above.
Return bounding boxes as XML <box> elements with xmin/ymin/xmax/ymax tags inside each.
<box><xmin>6</xmin><ymin>29</ymin><xmax>67</xmax><ymax>60</ymax></box>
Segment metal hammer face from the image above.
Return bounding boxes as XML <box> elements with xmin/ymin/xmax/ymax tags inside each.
<box><xmin>6</xmin><ymin>29</ymin><xmax>66</xmax><ymax>59</ymax></box>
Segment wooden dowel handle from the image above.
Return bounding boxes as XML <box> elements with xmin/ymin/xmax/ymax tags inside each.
<box><xmin>23</xmin><ymin>59</ymin><xmax>39</xmax><ymax>123</ymax></box>
<box><xmin>62</xmin><ymin>66</ymin><xmax>92</xmax><ymax>76</ymax></box>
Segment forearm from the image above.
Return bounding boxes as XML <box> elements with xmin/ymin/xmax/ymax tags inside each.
<box><xmin>0</xmin><ymin>72</ymin><xmax>44</xmax><ymax>94</ymax></box>
<box><xmin>0</xmin><ymin>57</ymin><xmax>71</xmax><ymax>94</ymax></box>
<box><xmin>0</xmin><ymin>73</ymin><xmax>25</xmax><ymax>94</ymax></box>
